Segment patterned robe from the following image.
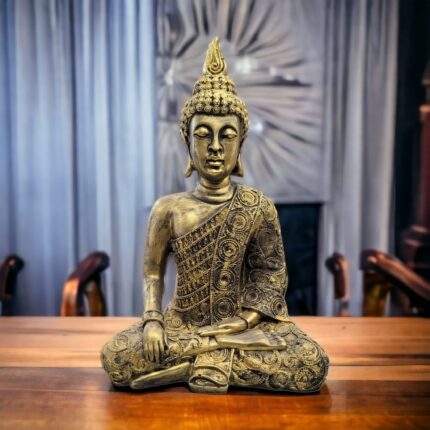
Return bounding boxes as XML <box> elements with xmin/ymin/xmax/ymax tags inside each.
<box><xmin>101</xmin><ymin>185</ymin><xmax>328</xmax><ymax>393</ymax></box>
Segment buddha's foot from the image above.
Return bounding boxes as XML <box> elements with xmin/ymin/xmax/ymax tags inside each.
<box><xmin>188</xmin><ymin>370</ymin><xmax>229</xmax><ymax>394</ymax></box>
<box><xmin>130</xmin><ymin>361</ymin><xmax>192</xmax><ymax>390</ymax></box>
<box><xmin>188</xmin><ymin>349</ymin><xmax>233</xmax><ymax>394</ymax></box>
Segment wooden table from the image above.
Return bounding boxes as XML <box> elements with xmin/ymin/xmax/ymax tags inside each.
<box><xmin>0</xmin><ymin>317</ymin><xmax>429</xmax><ymax>430</ymax></box>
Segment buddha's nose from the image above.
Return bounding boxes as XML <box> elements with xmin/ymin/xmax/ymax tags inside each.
<box><xmin>208</xmin><ymin>135</ymin><xmax>222</xmax><ymax>153</ymax></box>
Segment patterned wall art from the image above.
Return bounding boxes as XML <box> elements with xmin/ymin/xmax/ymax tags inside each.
<box><xmin>155</xmin><ymin>0</ymin><xmax>327</xmax><ymax>203</ymax></box>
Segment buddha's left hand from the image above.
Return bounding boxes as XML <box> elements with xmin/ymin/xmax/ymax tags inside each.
<box><xmin>198</xmin><ymin>310</ymin><xmax>262</xmax><ymax>336</ymax></box>
<box><xmin>198</xmin><ymin>316</ymin><xmax>247</xmax><ymax>337</ymax></box>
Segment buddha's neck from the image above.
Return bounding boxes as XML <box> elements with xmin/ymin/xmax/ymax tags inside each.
<box><xmin>194</xmin><ymin>177</ymin><xmax>234</xmax><ymax>204</ymax></box>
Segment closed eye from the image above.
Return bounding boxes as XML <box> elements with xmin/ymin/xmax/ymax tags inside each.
<box><xmin>193</xmin><ymin>126</ymin><xmax>210</xmax><ymax>138</ymax></box>
<box><xmin>222</xmin><ymin>128</ymin><xmax>237</xmax><ymax>139</ymax></box>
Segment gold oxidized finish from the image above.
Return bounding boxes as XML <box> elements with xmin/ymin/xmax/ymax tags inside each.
<box><xmin>101</xmin><ymin>37</ymin><xmax>329</xmax><ymax>394</ymax></box>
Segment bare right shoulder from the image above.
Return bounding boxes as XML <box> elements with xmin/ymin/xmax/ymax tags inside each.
<box><xmin>150</xmin><ymin>192</ymin><xmax>193</xmax><ymax>218</ymax></box>
<box><xmin>148</xmin><ymin>193</ymin><xmax>194</xmax><ymax>238</ymax></box>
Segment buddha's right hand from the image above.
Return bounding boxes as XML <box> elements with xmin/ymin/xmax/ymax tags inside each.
<box><xmin>143</xmin><ymin>321</ymin><xmax>167</xmax><ymax>363</ymax></box>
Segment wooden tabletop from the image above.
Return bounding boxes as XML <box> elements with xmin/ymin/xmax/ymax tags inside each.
<box><xmin>0</xmin><ymin>317</ymin><xmax>429</xmax><ymax>430</ymax></box>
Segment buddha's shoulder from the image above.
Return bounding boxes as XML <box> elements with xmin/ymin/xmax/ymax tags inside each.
<box><xmin>151</xmin><ymin>192</ymin><xmax>195</xmax><ymax>214</ymax></box>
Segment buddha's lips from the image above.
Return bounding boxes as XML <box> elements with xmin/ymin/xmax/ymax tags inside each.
<box><xmin>206</xmin><ymin>159</ymin><xmax>224</xmax><ymax>167</ymax></box>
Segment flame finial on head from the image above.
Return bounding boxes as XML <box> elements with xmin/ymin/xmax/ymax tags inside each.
<box><xmin>203</xmin><ymin>37</ymin><xmax>227</xmax><ymax>75</ymax></box>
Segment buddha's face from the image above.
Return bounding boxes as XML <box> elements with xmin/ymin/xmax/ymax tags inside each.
<box><xmin>189</xmin><ymin>114</ymin><xmax>241</xmax><ymax>183</ymax></box>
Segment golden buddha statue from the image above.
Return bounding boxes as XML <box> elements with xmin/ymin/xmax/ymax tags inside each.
<box><xmin>101</xmin><ymin>38</ymin><xmax>329</xmax><ymax>394</ymax></box>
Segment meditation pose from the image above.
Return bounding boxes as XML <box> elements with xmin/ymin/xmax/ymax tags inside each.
<box><xmin>101</xmin><ymin>38</ymin><xmax>328</xmax><ymax>394</ymax></box>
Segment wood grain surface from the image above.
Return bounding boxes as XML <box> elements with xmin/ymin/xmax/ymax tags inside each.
<box><xmin>0</xmin><ymin>317</ymin><xmax>429</xmax><ymax>430</ymax></box>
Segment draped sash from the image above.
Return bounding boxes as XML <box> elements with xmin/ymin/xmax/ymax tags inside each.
<box><xmin>168</xmin><ymin>185</ymin><xmax>262</xmax><ymax>328</ymax></box>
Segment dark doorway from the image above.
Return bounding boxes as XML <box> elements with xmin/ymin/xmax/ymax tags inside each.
<box><xmin>276</xmin><ymin>204</ymin><xmax>320</xmax><ymax>315</ymax></box>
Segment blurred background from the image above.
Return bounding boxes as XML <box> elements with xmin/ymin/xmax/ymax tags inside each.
<box><xmin>1</xmin><ymin>0</ymin><xmax>429</xmax><ymax>317</ymax></box>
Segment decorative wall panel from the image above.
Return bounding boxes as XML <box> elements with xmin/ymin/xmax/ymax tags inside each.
<box><xmin>156</xmin><ymin>0</ymin><xmax>327</xmax><ymax>203</ymax></box>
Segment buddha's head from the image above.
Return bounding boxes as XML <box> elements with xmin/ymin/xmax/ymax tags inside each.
<box><xmin>180</xmin><ymin>38</ymin><xmax>249</xmax><ymax>183</ymax></box>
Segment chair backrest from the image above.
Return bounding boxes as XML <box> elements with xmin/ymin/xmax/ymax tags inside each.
<box><xmin>0</xmin><ymin>255</ymin><xmax>25</xmax><ymax>315</ymax></box>
<box><xmin>325</xmin><ymin>252</ymin><xmax>350</xmax><ymax>316</ymax></box>
<box><xmin>360</xmin><ymin>249</ymin><xmax>430</xmax><ymax>316</ymax></box>
<box><xmin>61</xmin><ymin>251</ymin><xmax>109</xmax><ymax>316</ymax></box>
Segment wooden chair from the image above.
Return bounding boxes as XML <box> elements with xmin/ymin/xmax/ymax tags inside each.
<box><xmin>360</xmin><ymin>249</ymin><xmax>430</xmax><ymax>316</ymax></box>
<box><xmin>325</xmin><ymin>253</ymin><xmax>350</xmax><ymax>316</ymax></box>
<box><xmin>0</xmin><ymin>255</ymin><xmax>25</xmax><ymax>315</ymax></box>
<box><xmin>61</xmin><ymin>251</ymin><xmax>109</xmax><ymax>316</ymax></box>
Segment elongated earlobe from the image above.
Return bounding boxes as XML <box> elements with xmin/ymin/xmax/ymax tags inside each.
<box><xmin>184</xmin><ymin>157</ymin><xmax>194</xmax><ymax>178</ymax></box>
<box><xmin>179</xmin><ymin>129</ymin><xmax>187</xmax><ymax>145</ymax></box>
<box><xmin>232</xmin><ymin>153</ymin><xmax>244</xmax><ymax>177</ymax></box>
